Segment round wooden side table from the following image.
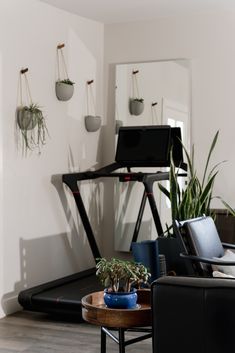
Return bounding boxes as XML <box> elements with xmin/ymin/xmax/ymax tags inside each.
<box><xmin>82</xmin><ymin>289</ymin><xmax>152</xmax><ymax>353</ymax></box>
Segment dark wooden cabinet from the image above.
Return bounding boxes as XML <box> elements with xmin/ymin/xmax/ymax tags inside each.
<box><xmin>213</xmin><ymin>209</ymin><xmax>235</xmax><ymax>244</ymax></box>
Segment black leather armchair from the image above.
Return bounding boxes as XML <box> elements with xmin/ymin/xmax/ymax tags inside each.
<box><xmin>152</xmin><ymin>276</ymin><xmax>235</xmax><ymax>353</ymax></box>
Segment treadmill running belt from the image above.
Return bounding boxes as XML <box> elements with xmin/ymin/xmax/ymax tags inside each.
<box><xmin>18</xmin><ymin>268</ymin><xmax>103</xmax><ymax>320</ymax></box>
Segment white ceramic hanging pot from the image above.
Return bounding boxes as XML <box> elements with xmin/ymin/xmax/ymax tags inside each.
<box><xmin>85</xmin><ymin>115</ymin><xmax>101</xmax><ymax>132</ymax></box>
<box><xmin>55</xmin><ymin>82</ymin><xmax>74</xmax><ymax>101</ymax></box>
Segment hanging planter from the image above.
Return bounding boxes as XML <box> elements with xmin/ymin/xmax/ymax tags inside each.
<box><xmin>55</xmin><ymin>43</ymin><xmax>75</xmax><ymax>101</ymax></box>
<box><xmin>129</xmin><ymin>98</ymin><xmax>144</xmax><ymax>116</ymax></box>
<box><xmin>16</xmin><ymin>68</ymin><xmax>49</xmax><ymax>155</ymax></box>
<box><xmin>84</xmin><ymin>80</ymin><xmax>101</xmax><ymax>132</ymax></box>
<box><xmin>85</xmin><ymin>115</ymin><xmax>101</xmax><ymax>132</ymax></box>
<box><xmin>129</xmin><ymin>70</ymin><xmax>144</xmax><ymax>116</ymax></box>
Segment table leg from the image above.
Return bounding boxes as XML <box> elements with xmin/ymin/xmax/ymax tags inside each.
<box><xmin>101</xmin><ymin>327</ymin><xmax>106</xmax><ymax>353</ymax></box>
<box><xmin>118</xmin><ymin>328</ymin><xmax>125</xmax><ymax>353</ymax></box>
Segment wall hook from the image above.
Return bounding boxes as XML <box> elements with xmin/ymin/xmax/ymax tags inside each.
<box><xmin>20</xmin><ymin>68</ymin><xmax>28</xmax><ymax>74</ymax></box>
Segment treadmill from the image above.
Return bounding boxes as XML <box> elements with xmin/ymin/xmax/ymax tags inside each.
<box><xmin>18</xmin><ymin>125</ymin><xmax>186</xmax><ymax>321</ymax></box>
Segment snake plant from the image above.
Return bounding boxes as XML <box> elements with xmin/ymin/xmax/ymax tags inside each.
<box><xmin>159</xmin><ymin>131</ymin><xmax>234</xmax><ymax>232</ymax></box>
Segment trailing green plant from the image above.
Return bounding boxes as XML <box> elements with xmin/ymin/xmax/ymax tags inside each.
<box><xmin>58</xmin><ymin>78</ymin><xmax>75</xmax><ymax>85</ymax></box>
<box><xmin>96</xmin><ymin>257</ymin><xmax>150</xmax><ymax>292</ymax></box>
<box><xmin>159</xmin><ymin>130</ymin><xmax>235</xmax><ymax>234</ymax></box>
<box><xmin>17</xmin><ymin>103</ymin><xmax>49</xmax><ymax>155</ymax></box>
<box><xmin>132</xmin><ymin>97</ymin><xmax>144</xmax><ymax>103</ymax></box>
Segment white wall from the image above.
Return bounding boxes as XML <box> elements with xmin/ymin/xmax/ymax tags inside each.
<box><xmin>103</xmin><ymin>11</ymin><xmax>235</xmax><ymax>257</ymax></box>
<box><xmin>116</xmin><ymin>61</ymin><xmax>189</xmax><ymax>126</ymax></box>
<box><xmin>0</xmin><ymin>0</ymin><xmax>104</xmax><ymax>317</ymax></box>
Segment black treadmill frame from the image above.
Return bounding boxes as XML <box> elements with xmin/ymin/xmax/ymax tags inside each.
<box><xmin>62</xmin><ymin>161</ymin><xmax>187</xmax><ymax>252</ymax></box>
<box><xmin>18</xmin><ymin>161</ymin><xmax>186</xmax><ymax>319</ymax></box>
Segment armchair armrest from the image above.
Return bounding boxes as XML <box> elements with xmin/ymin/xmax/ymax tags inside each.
<box><xmin>180</xmin><ymin>252</ymin><xmax>235</xmax><ymax>265</ymax></box>
<box><xmin>222</xmin><ymin>242</ymin><xmax>235</xmax><ymax>249</ymax></box>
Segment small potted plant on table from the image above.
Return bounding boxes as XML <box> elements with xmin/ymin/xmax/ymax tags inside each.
<box><xmin>96</xmin><ymin>257</ymin><xmax>150</xmax><ymax>309</ymax></box>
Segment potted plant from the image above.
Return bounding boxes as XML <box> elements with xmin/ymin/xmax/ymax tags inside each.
<box><xmin>158</xmin><ymin>131</ymin><xmax>234</xmax><ymax>274</ymax></box>
<box><xmin>129</xmin><ymin>70</ymin><xmax>144</xmax><ymax>115</ymax></box>
<box><xmin>16</xmin><ymin>103</ymin><xmax>49</xmax><ymax>155</ymax></box>
<box><xmin>56</xmin><ymin>43</ymin><xmax>75</xmax><ymax>101</ymax></box>
<box><xmin>55</xmin><ymin>78</ymin><xmax>75</xmax><ymax>101</ymax></box>
<box><xmin>96</xmin><ymin>257</ymin><xmax>150</xmax><ymax>309</ymax></box>
<box><xmin>129</xmin><ymin>97</ymin><xmax>144</xmax><ymax>116</ymax></box>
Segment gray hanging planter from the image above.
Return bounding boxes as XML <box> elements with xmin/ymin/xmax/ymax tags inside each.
<box><xmin>85</xmin><ymin>79</ymin><xmax>101</xmax><ymax>132</ymax></box>
<box><xmin>55</xmin><ymin>80</ymin><xmax>74</xmax><ymax>101</ymax></box>
<box><xmin>17</xmin><ymin>68</ymin><xmax>49</xmax><ymax>155</ymax></box>
<box><xmin>17</xmin><ymin>106</ymin><xmax>38</xmax><ymax>130</ymax></box>
<box><xmin>129</xmin><ymin>98</ymin><xmax>144</xmax><ymax>116</ymax></box>
<box><xmin>85</xmin><ymin>115</ymin><xmax>101</xmax><ymax>132</ymax></box>
<box><xmin>16</xmin><ymin>103</ymin><xmax>49</xmax><ymax>155</ymax></box>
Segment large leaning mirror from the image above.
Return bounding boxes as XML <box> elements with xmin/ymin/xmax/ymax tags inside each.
<box><xmin>114</xmin><ymin>59</ymin><xmax>191</xmax><ymax>252</ymax></box>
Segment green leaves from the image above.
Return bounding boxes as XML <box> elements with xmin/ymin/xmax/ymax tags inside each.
<box><xmin>96</xmin><ymin>257</ymin><xmax>150</xmax><ymax>292</ymax></box>
<box><xmin>59</xmin><ymin>78</ymin><xmax>75</xmax><ymax>85</ymax></box>
<box><xmin>159</xmin><ymin>130</ymin><xmax>231</xmax><ymax>226</ymax></box>
<box><xmin>17</xmin><ymin>103</ymin><xmax>49</xmax><ymax>156</ymax></box>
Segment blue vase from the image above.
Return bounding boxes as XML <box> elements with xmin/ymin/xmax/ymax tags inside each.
<box><xmin>104</xmin><ymin>288</ymin><xmax>137</xmax><ymax>309</ymax></box>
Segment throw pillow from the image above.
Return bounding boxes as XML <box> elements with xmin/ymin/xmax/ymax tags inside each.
<box><xmin>212</xmin><ymin>249</ymin><xmax>235</xmax><ymax>277</ymax></box>
<box><xmin>212</xmin><ymin>270</ymin><xmax>235</xmax><ymax>278</ymax></box>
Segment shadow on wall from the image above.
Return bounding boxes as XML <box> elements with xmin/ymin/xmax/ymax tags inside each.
<box><xmin>1</xmin><ymin>170</ymin><xmax>104</xmax><ymax>316</ymax></box>
<box><xmin>1</xmin><ymin>232</ymin><xmax>77</xmax><ymax>315</ymax></box>
<box><xmin>52</xmin><ymin>172</ymin><xmax>103</xmax><ymax>256</ymax></box>
<box><xmin>1</xmin><ymin>121</ymin><xmax>104</xmax><ymax>315</ymax></box>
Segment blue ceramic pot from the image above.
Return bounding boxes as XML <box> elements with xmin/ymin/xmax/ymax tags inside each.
<box><xmin>104</xmin><ymin>288</ymin><xmax>137</xmax><ymax>309</ymax></box>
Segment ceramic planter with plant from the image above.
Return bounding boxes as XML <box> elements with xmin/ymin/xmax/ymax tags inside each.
<box><xmin>56</xmin><ymin>78</ymin><xmax>75</xmax><ymax>101</ymax></box>
<box><xmin>17</xmin><ymin>103</ymin><xmax>48</xmax><ymax>155</ymax></box>
<box><xmin>129</xmin><ymin>97</ymin><xmax>144</xmax><ymax>115</ymax></box>
<box><xmin>17</xmin><ymin>68</ymin><xmax>49</xmax><ymax>155</ymax></box>
<box><xmin>84</xmin><ymin>80</ymin><xmax>101</xmax><ymax>132</ymax></box>
<box><xmin>56</xmin><ymin>43</ymin><xmax>75</xmax><ymax>101</ymax></box>
<box><xmin>129</xmin><ymin>70</ymin><xmax>144</xmax><ymax>116</ymax></box>
<box><xmin>96</xmin><ymin>257</ymin><xmax>150</xmax><ymax>309</ymax></box>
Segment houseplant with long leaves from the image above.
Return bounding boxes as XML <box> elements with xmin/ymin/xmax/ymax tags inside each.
<box><xmin>158</xmin><ymin>131</ymin><xmax>234</xmax><ymax>275</ymax></box>
<box><xmin>158</xmin><ymin>130</ymin><xmax>233</xmax><ymax>229</ymax></box>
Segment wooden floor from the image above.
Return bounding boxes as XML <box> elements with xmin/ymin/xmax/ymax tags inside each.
<box><xmin>0</xmin><ymin>311</ymin><xmax>152</xmax><ymax>353</ymax></box>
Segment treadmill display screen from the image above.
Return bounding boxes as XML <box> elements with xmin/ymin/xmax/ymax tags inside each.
<box><xmin>115</xmin><ymin>125</ymin><xmax>171</xmax><ymax>167</ymax></box>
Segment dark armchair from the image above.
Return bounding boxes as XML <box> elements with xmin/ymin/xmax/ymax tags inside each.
<box><xmin>152</xmin><ymin>276</ymin><xmax>235</xmax><ymax>353</ymax></box>
<box><xmin>151</xmin><ymin>216</ymin><xmax>235</xmax><ymax>353</ymax></box>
